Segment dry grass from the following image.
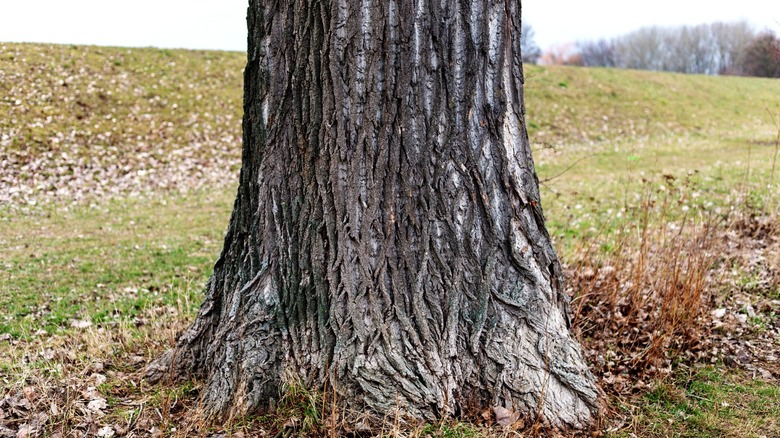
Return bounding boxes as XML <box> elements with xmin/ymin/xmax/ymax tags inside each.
<box><xmin>560</xmin><ymin>174</ymin><xmax>780</xmax><ymax>436</ymax></box>
<box><xmin>0</xmin><ymin>307</ymin><xmax>191</xmax><ymax>437</ymax></box>
<box><xmin>570</xmin><ymin>175</ymin><xmax>719</xmax><ymax>382</ymax></box>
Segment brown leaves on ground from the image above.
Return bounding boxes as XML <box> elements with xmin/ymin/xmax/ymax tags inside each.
<box><xmin>708</xmin><ymin>214</ymin><xmax>780</xmax><ymax>378</ymax></box>
<box><xmin>0</xmin><ymin>309</ymin><xmax>194</xmax><ymax>438</ymax></box>
<box><xmin>569</xmin><ymin>210</ymin><xmax>780</xmax><ymax>417</ymax></box>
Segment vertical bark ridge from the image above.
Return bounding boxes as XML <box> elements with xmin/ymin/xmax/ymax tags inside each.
<box><xmin>149</xmin><ymin>0</ymin><xmax>601</xmax><ymax>429</ymax></box>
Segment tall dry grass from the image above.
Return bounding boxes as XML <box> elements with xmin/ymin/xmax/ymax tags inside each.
<box><xmin>566</xmin><ymin>175</ymin><xmax>722</xmax><ymax>387</ymax></box>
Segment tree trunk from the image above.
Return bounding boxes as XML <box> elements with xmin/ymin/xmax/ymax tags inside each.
<box><xmin>148</xmin><ymin>0</ymin><xmax>600</xmax><ymax>429</ymax></box>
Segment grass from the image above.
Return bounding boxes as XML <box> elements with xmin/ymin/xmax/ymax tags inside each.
<box><xmin>0</xmin><ymin>43</ymin><xmax>244</xmax><ymax>206</ymax></box>
<box><xmin>523</xmin><ymin>64</ymin><xmax>780</xmax><ymax>256</ymax></box>
<box><xmin>629</xmin><ymin>367</ymin><xmax>780</xmax><ymax>437</ymax></box>
<box><xmin>1</xmin><ymin>43</ymin><xmax>779</xmax><ymax>436</ymax></box>
<box><xmin>524</xmin><ymin>65</ymin><xmax>780</xmax><ymax>147</ymax></box>
<box><xmin>0</xmin><ymin>189</ymin><xmax>233</xmax><ymax>338</ymax></box>
<box><xmin>0</xmin><ymin>43</ymin><xmax>244</xmax><ymax>158</ymax></box>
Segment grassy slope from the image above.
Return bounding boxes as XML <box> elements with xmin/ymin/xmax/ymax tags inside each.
<box><xmin>1</xmin><ymin>44</ymin><xmax>779</xmax><ymax>437</ymax></box>
<box><xmin>0</xmin><ymin>43</ymin><xmax>245</xmax><ymax>205</ymax></box>
<box><xmin>0</xmin><ymin>43</ymin><xmax>244</xmax><ymax>157</ymax></box>
<box><xmin>525</xmin><ymin>65</ymin><xmax>780</xmax><ymax>146</ymax></box>
<box><xmin>523</xmin><ymin>65</ymin><xmax>780</xmax><ymax>254</ymax></box>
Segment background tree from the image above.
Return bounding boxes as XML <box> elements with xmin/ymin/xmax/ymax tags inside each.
<box><xmin>578</xmin><ymin>39</ymin><xmax>616</xmax><ymax>67</ymax></box>
<box><xmin>521</xmin><ymin>23</ymin><xmax>542</xmax><ymax>64</ymax></box>
<box><xmin>148</xmin><ymin>0</ymin><xmax>600</xmax><ymax>429</ymax></box>
<box><xmin>573</xmin><ymin>21</ymin><xmax>757</xmax><ymax>75</ymax></box>
<box><xmin>710</xmin><ymin>21</ymin><xmax>755</xmax><ymax>74</ymax></box>
<box><xmin>539</xmin><ymin>43</ymin><xmax>584</xmax><ymax>66</ymax></box>
<box><xmin>737</xmin><ymin>32</ymin><xmax>780</xmax><ymax>78</ymax></box>
<box><xmin>614</xmin><ymin>26</ymin><xmax>666</xmax><ymax>71</ymax></box>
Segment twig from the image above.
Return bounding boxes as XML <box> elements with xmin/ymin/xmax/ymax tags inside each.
<box><xmin>540</xmin><ymin>153</ymin><xmax>596</xmax><ymax>183</ymax></box>
<box><xmin>763</xmin><ymin>107</ymin><xmax>780</xmax><ymax>196</ymax></box>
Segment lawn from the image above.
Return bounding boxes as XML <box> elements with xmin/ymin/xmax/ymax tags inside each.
<box><xmin>1</xmin><ymin>43</ymin><xmax>779</xmax><ymax>437</ymax></box>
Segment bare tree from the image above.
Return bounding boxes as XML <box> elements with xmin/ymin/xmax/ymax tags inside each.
<box><xmin>578</xmin><ymin>39</ymin><xmax>616</xmax><ymax>67</ymax></box>
<box><xmin>147</xmin><ymin>0</ymin><xmax>600</xmax><ymax>430</ymax></box>
<box><xmin>711</xmin><ymin>21</ymin><xmax>755</xmax><ymax>74</ymax></box>
<box><xmin>738</xmin><ymin>32</ymin><xmax>780</xmax><ymax>77</ymax></box>
<box><xmin>576</xmin><ymin>21</ymin><xmax>757</xmax><ymax>75</ymax></box>
<box><xmin>614</xmin><ymin>26</ymin><xmax>666</xmax><ymax>71</ymax></box>
<box><xmin>522</xmin><ymin>23</ymin><xmax>542</xmax><ymax>64</ymax></box>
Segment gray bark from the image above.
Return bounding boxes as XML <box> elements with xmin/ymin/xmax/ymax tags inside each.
<box><xmin>148</xmin><ymin>0</ymin><xmax>600</xmax><ymax>429</ymax></box>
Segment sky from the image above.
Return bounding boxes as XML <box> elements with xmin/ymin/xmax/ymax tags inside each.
<box><xmin>0</xmin><ymin>0</ymin><xmax>778</xmax><ymax>52</ymax></box>
<box><xmin>524</xmin><ymin>0</ymin><xmax>780</xmax><ymax>51</ymax></box>
<box><xmin>0</xmin><ymin>0</ymin><xmax>249</xmax><ymax>51</ymax></box>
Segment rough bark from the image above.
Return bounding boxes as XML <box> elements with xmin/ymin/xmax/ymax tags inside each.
<box><xmin>148</xmin><ymin>0</ymin><xmax>600</xmax><ymax>429</ymax></box>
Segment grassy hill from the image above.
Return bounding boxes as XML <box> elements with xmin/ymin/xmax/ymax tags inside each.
<box><xmin>1</xmin><ymin>43</ymin><xmax>779</xmax><ymax>437</ymax></box>
<box><xmin>2</xmin><ymin>43</ymin><xmax>778</xmax><ymax>207</ymax></box>
<box><xmin>0</xmin><ymin>43</ymin><xmax>244</xmax><ymax>156</ymax></box>
<box><xmin>525</xmin><ymin>64</ymin><xmax>780</xmax><ymax>146</ymax></box>
<box><xmin>0</xmin><ymin>43</ymin><xmax>244</xmax><ymax>205</ymax></box>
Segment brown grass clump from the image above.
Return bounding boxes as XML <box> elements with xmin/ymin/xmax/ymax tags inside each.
<box><xmin>568</xmin><ymin>182</ymin><xmax>719</xmax><ymax>394</ymax></box>
<box><xmin>562</xmin><ymin>171</ymin><xmax>780</xmax><ymax>433</ymax></box>
<box><xmin>562</xmin><ymin>179</ymin><xmax>700</xmax><ymax>376</ymax></box>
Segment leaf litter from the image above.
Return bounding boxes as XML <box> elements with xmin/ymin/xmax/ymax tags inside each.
<box><xmin>569</xmin><ymin>208</ymin><xmax>780</xmax><ymax>431</ymax></box>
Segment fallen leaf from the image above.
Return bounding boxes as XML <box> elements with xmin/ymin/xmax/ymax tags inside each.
<box><xmin>22</xmin><ymin>388</ymin><xmax>36</xmax><ymax>403</ymax></box>
<box><xmin>492</xmin><ymin>406</ymin><xmax>518</xmax><ymax>427</ymax></box>
<box><xmin>96</xmin><ymin>426</ymin><xmax>115</xmax><ymax>438</ymax></box>
<box><xmin>16</xmin><ymin>425</ymin><xmax>32</xmax><ymax>438</ymax></box>
<box><xmin>70</xmin><ymin>319</ymin><xmax>92</xmax><ymax>329</ymax></box>
<box><xmin>283</xmin><ymin>416</ymin><xmax>300</xmax><ymax>429</ymax></box>
<box><xmin>87</xmin><ymin>398</ymin><xmax>107</xmax><ymax>413</ymax></box>
<box><xmin>91</xmin><ymin>373</ymin><xmax>107</xmax><ymax>385</ymax></box>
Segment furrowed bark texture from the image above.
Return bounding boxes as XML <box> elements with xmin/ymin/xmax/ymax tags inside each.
<box><xmin>149</xmin><ymin>0</ymin><xmax>600</xmax><ymax>428</ymax></box>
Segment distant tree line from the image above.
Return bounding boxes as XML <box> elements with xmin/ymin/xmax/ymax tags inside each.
<box><xmin>521</xmin><ymin>23</ymin><xmax>542</xmax><ymax>64</ymax></box>
<box><xmin>522</xmin><ymin>21</ymin><xmax>780</xmax><ymax>78</ymax></box>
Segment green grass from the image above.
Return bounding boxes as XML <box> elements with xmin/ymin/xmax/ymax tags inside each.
<box><xmin>523</xmin><ymin>65</ymin><xmax>780</xmax><ymax>256</ymax></box>
<box><xmin>524</xmin><ymin>65</ymin><xmax>780</xmax><ymax>147</ymax></box>
<box><xmin>0</xmin><ymin>43</ymin><xmax>245</xmax><ymax>205</ymax></box>
<box><xmin>1</xmin><ymin>44</ymin><xmax>779</xmax><ymax>436</ymax></box>
<box><xmin>628</xmin><ymin>367</ymin><xmax>780</xmax><ymax>437</ymax></box>
<box><xmin>0</xmin><ymin>189</ymin><xmax>234</xmax><ymax>336</ymax></box>
<box><xmin>0</xmin><ymin>43</ymin><xmax>244</xmax><ymax>157</ymax></box>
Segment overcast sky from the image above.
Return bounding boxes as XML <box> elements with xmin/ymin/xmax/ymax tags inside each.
<box><xmin>525</xmin><ymin>0</ymin><xmax>779</xmax><ymax>50</ymax></box>
<box><xmin>0</xmin><ymin>1</ymin><xmax>778</xmax><ymax>52</ymax></box>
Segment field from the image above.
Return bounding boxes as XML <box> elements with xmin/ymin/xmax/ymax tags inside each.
<box><xmin>1</xmin><ymin>43</ymin><xmax>779</xmax><ymax>437</ymax></box>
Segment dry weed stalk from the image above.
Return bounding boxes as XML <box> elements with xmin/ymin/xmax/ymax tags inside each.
<box><xmin>570</xmin><ymin>175</ymin><xmax>720</xmax><ymax>385</ymax></box>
